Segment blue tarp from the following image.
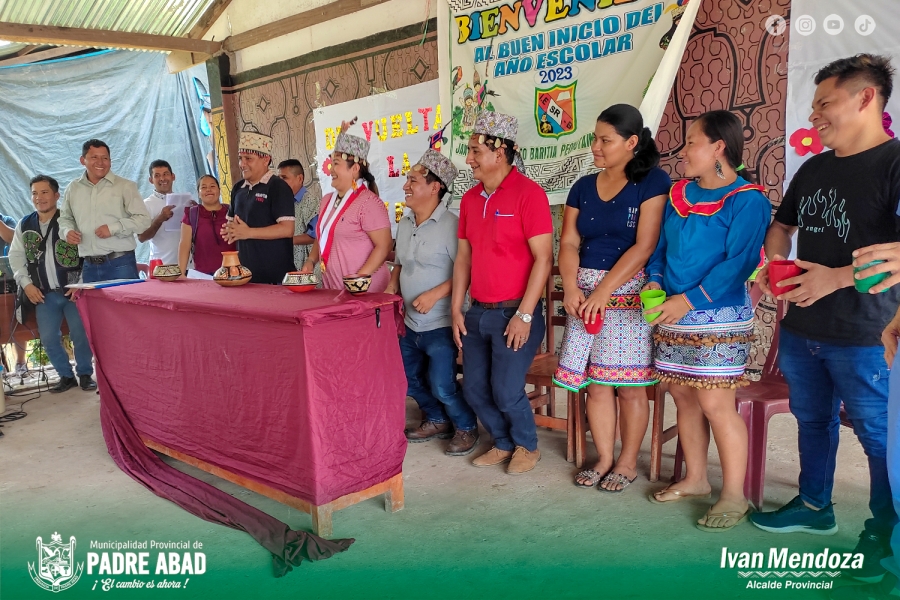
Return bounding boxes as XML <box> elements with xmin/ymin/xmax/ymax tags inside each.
<box><xmin>0</xmin><ymin>50</ymin><xmax>213</xmax><ymax>255</ymax></box>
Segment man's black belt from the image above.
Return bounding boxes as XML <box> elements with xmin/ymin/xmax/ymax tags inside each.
<box><xmin>85</xmin><ymin>250</ymin><xmax>134</xmax><ymax>264</ymax></box>
<box><xmin>472</xmin><ymin>298</ymin><xmax>522</xmax><ymax>310</ymax></box>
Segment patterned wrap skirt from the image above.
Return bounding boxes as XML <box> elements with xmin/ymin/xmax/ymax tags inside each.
<box><xmin>653</xmin><ymin>301</ymin><xmax>755</xmax><ymax>390</ymax></box>
<box><xmin>553</xmin><ymin>268</ymin><xmax>656</xmax><ymax>391</ymax></box>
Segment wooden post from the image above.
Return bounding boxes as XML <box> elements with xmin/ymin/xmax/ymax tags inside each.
<box><xmin>311</xmin><ymin>505</ymin><xmax>334</xmax><ymax>538</ymax></box>
<box><xmin>206</xmin><ymin>55</ymin><xmax>238</xmax><ymax>199</ymax></box>
<box><xmin>385</xmin><ymin>473</ymin><xmax>404</xmax><ymax>513</ymax></box>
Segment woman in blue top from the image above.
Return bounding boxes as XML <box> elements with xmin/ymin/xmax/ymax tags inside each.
<box><xmin>554</xmin><ymin>104</ymin><xmax>671</xmax><ymax>492</ymax></box>
<box><xmin>645</xmin><ymin>110</ymin><xmax>770</xmax><ymax>532</ymax></box>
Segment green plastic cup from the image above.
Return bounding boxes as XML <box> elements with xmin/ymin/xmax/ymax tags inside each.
<box><xmin>640</xmin><ymin>290</ymin><xmax>667</xmax><ymax>323</ymax></box>
<box><xmin>854</xmin><ymin>260</ymin><xmax>890</xmax><ymax>293</ymax></box>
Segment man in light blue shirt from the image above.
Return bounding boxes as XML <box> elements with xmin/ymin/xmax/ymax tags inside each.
<box><xmin>386</xmin><ymin>149</ymin><xmax>478</xmax><ymax>456</ymax></box>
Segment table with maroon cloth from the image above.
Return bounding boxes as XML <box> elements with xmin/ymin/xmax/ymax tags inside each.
<box><xmin>77</xmin><ymin>279</ymin><xmax>407</xmax><ymax>537</ymax></box>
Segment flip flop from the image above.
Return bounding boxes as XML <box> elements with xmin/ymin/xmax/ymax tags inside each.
<box><xmin>648</xmin><ymin>485</ymin><xmax>712</xmax><ymax>505</ymax></box>
<box><xmin>598</xmin><ymin>472</ymin><xmax>636</xmax><ymax>493</ymax></box>
<box><xmin>696</xmin><ymin>507</ymin><xmax>752</xmax><ymax>533</ymax></box>
<box><xmin>574</xmin><ymin>469</ymin><xmax>606</xmax><ymax>488</ymax></box>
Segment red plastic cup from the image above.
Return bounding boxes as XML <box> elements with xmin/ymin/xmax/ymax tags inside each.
<box><xmin>148</xmin><ymin>258</ymin><xmax>164</xmax><ymax>279</ymax></box>
<box><xmin>583</xmin><ymin>316</ymin><xmax>603</xmax><ymax>335</ymax></box>
<box><xmin>768</xmin><ymin>260</ymin><xmax>804</xmax><ymax>294</ymax></box>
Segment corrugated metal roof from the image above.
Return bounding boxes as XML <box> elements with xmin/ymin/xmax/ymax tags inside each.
<box><xmin>0</xmin><ymin>0</ymin><xmax>215</xmax><ymax>38</ymax></box>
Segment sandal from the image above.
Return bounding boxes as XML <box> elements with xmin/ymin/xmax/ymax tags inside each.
<box><xmin>648</xmin><ymin>485</ymin><xmax>712</xmax><ymax>505</ymax></box>
<box><xmin>574</xmin><ymin>469</ymin><xmax>606</xmax><ymax>488</ymax></box>
<box><xmin>599</xmin><ymin>472</ymin><xmax>636</xmax><ymax>493</ymax></box>
<box><xmin>696</xmin><ymin>507</ymin><xmax>751</xmax><ymax>533</ymax></box>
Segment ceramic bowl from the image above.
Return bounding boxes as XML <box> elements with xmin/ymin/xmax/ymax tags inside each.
<box><xmin>152</xmin><ymin>264</ymin><xmax>182</xmax><ymax>282</ymax></box>
<box><xmin>282</xmin><ymin>272</ymin><xmax>319</xmax><ymax>286</ymax></box>
<box><xmin>282</xmin><ymin>271</ymin><xmax>318</xmax><ymax>293</ymax></box>
<box><xmin>343</xmin><ymin>275</ymin><xmax>371</xmax><ymax>295</ymax></box>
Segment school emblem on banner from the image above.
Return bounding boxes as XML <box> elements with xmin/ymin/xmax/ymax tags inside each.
<box><xmin>535</xmin><ymin>83</ymin><xmax>577</xmax><ymax>139</ymax></box>
<box><xmin>28</xmin><ymin>532</ymin><xmax>84</xmax><ymax>592</ymax></box>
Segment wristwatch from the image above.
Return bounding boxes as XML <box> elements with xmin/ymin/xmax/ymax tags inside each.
<box><xmin>515</xmin><ymin>310</ymin><xmax>532</xmax><ymax>324</ymax></box>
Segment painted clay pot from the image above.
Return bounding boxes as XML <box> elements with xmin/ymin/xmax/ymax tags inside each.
<box><xmin>152</xmin><ymin>264</ymin><xmax>182</xmax><ymax>282</ymax></box>
<box><xmin>282</xmin><ymin>271</ymin><xmax>318</xmax><ymax>293</ymax></box>
<box><xmin>343</xmin><ymin>275</ymin><xmax>371</xmax><ymax>295</ymax></box>
<box><xmin>213</xmin><ymin>251</ymin><xmax>252</xmax><ymax>287</ymax></box>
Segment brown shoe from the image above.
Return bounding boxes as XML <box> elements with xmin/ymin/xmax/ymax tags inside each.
<box><xmin>507</xmin><ymin>446</ymin><xmax>541</xmax><ymax>475</ymax></box>
<box><xmin>405</xmin><ymin>420</ymin><xmax>452</xmax><ymax>443</ymax></box>
<box><xmin>445</xmin><ymin>429</ymin><xmax>479</xmax><ymax>456</ymax></box>
<box><xmin>472</xmin><ymin>446</ymin><xmax>513</xmax><ymax>467</ymax></box>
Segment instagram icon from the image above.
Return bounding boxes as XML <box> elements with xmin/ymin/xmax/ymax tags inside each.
<box><xmin>795</xmin><ymin>14</ymin><xmax>816</xmax><ymax>36</ymax></box>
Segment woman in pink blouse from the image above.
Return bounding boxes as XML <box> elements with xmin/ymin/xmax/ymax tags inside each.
<box><xmin>300</xmin><ymin>121</ymin><xmax>392</xmax><ymax>292</ymax></box>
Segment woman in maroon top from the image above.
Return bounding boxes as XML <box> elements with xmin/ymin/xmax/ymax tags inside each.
<box><xmin>178</xmin><ymin>175</ymin><xmax>235</xmax><ymax>275</ymax></box>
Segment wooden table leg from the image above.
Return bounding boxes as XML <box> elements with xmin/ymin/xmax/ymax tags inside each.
<box><xmin>311</xmin><ymin>504</ymin><xmax>333</xmax><ymax>538</ymax></box>
<box><xmin>566</xmin><ymin>391</ymin><xmax>575</xmax><ymax>463</ymax></box>
<box><xmin>385</xmin><ymin>473</ymin><xmax>404</xmax><ymax>513</ymax></box>
<box><xmin>574</xmin><ymin>389</ymin><xmax>586</xmax><ymax>469</ymax></box>
<box><xmin>649</xmin><ymin>385</ymin><xmax>663</xmax><ymax>483</ymax></box>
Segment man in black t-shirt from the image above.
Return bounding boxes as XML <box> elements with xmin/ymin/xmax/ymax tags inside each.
<box><xmin>222</xmin><ymin>132</ymin><xmax>295</xmax><ymax>284</ymax></box>
<box><xmin>752</xmin><ymin>55</ymin><xmax>900</xmax><ymax>586</ymax></box>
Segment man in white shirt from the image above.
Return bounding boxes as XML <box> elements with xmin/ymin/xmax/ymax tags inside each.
<box><xmin>58</xmin><ymin>139</ymin><xmax>151</xmax><ymax>282</ymax></box>
<box><xmin>137</xmin><ymin>160</ymin><xmax>182</xmax><ymax>268</ymax></box>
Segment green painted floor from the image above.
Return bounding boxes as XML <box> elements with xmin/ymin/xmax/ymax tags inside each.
<box><xmin>1</xmin><ymin>387</ymin><xmax>879</xmax><ymax>599</ymax></box>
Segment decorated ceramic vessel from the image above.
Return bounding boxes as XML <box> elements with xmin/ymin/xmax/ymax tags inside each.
<box><xmin>342</xmin><ymin>275</ymin><xmax>371</xmax><ymax>295</ymax></box>
<box><xmin>152</xmin><ymin>264</ymin><xmax>182</xmax><ymax>282</ymax></box>
<box><xmin>282</xmin><ymin>271</ymin><xmax>318</xmax><ymax>293</ymax></box>
<box><xmin>213</xmin><ymin>251</ymin><xmax>252</xmax><ymax>287</ymax></box>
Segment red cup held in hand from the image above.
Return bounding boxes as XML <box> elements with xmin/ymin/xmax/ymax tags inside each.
<box><xmin>768</xmin><ymin>260</ymin><xmax>804</xmax><ymax>294</ymax></box>
<box><xmin>148</xmin><ymin>258</ymin><xmax>164</xmax><ymax>280</ymax></box>
<box><xmin>584</xmin><ymin>316</ymin><xmax>603</xmax><ymax>335</ymax></box>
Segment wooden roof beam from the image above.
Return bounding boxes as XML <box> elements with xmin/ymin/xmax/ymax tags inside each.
<box><xmin>13</xmin><ymin>45</ymin><xmax>39</xmax><ymax>57</ymax></box>
<box><xmin>187</xmin><ymin>0</ymin><xmax>233</xmax><ymax>40</ymax></box>
<box><xmin>0</xmin><ymin>21</ymin><xmax>222</xmax><ymax>54</ymax></box>
<box><xmin>0</xmin><ymin>46</ymin><xmax>80</xmax><ymax>67</ymax></box>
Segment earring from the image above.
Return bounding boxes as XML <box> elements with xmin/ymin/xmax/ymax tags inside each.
<box><xmin>715</xmin><ymin>160</ymin><xmax>725</xmax><ymax>179</ymax></box>
<box><xmin>351</xmin><ymin>179</ymin><xmax>358</xmax><ymax>191</ymax></box>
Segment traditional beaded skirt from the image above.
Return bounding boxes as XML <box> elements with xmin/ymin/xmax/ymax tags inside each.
<box><xmin>652</xmin><ymin>303</ymin><xmax>755</xmax><ymax>390</ymax></box>
<box><xmin>553</xmin><ymin>268</ymin><xmax>656</xmax><ymax>391</ymax></box>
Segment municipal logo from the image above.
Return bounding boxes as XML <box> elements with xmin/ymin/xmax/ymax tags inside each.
<box><xmin>535</xmin><ymin>83</ymin><xmax>577</xmax><ymax>139</ymax></box>
<box><xmin>28</xmin><ymin>532</ymin><xmax>84</xmax><ymax>593</ymax></box>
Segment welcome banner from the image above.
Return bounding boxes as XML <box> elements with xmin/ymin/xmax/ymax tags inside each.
<box><xmin>313</xmin><ymin>80</ymin><xmax>441</xmax><ymax>236</ymax></box>
<box><xmin>438</xmin><ymin>0</ymin><xmax>688</xmax><ymax>203</ymax></box>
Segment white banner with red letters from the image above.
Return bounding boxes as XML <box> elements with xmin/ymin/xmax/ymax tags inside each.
<box><xmin>313</xmin><ymin>81</ymin><xmax>442</xmax><ymax>237</ymax></box>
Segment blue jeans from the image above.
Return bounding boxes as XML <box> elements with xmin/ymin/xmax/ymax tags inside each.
<box><xmin>461</xmin><ymin>302</ymin><xmax>545</xmax><ymax>452</ymax></box>
<box><xmin>35</xmin><ymin>291</ymin><xmax>93</xmax><ymax>378</ymax></box>
<box><xmin>399</xmin><ymin>326</ymin><xmax>476</xmax><ymax>431</ymax></box>
<box><xmin>82</xmin><ymin>252</ymin><xmax>138</xmax><ymax>283</ymax></box>
<box><xmin>779</xmin><ymin>328</ymin><xmax>896</xmax><ymax>538</ymax></box>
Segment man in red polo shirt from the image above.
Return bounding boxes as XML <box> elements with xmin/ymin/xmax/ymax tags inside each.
<box><xmin>451</xmin><ymin>110</ymin><xmax>554</xmax><ymax>475</ymax></box>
